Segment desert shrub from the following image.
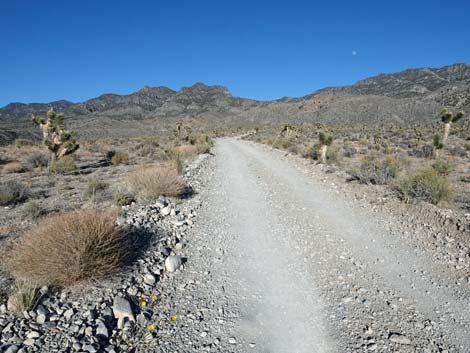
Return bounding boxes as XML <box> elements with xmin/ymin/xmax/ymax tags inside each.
<box><xmin>273</xmin><ymin>137</ymin><xmax>294</xmax><ymax>150</ymax></box>
<box><xmin>395</xmin><ymin>168</ymin><xmax>452</xmax><ymax>204</ymax></box>
<box><xmin>325</xmin><ymin>145</ymin><xmax>341</xmax><ymax>165</ymax></box>
<box><xmin>15</xmin><ymin>139</ymin><xmax>35</xmax><ymax>148</ymax></box>
<box><xmin>343</xmin><ymin>146</ymin><xmax>357</xmax><ymax>158</ymax></box>
<box><xmin>126</xmin><ymin>165</ymin><xmax>188</xmax><ymax>199</ymax></box>
<box><xmin>171</xmin><ymin>145</ymin><xmax>198</xmax><ymax>157</ymax></box>
<box><xmin>0</xmin><ymin>181</ymin><xmax>29</xmax><ymax>206</ymax></box>
<box><xmin>195</xmin><ymin>143</ymin><xmax>211</xmax><ymax>154</ymax></box>
<box><xmin>307</xmin><ymin>144</ymin><xmax>340</xmax><ymax>164</ymax></box>
<box><xmin>23</xmin><ymin>201</ymin><xmax>46</xmax><ymax>219</ymax></box>
<box><xmin>6</xmin><ymin>281</ymin><xmax>39</xmax><ymax>313</ymax></box>
<box><xmin>2</xmin><ymin>162</ymin><xmax>24</xmax><ymax>174</ymax></box>
<box><xmin>114</xmin><ymin>192</ymin><xmax>136</xmax><ymax>207</ymax></box>
<box><xmin>354</xmin><ymin>155</ymin><xmax>402</xmax><ymax>184</ymax></box>
<box><xmin>50</xmin><ymin>156</ymin><xmax>77</xmax><ymax>174</ymax></box>
<box><xmin>22</xmin><ymin>153</ymin><xmax>49</xmax><ymax>170</ymax></box>
<box><xmin>105</xmin><ymin>150</ymin><xmax>116</xmax><ymax>160</ymax></box>
<box><xmin>448</xmin><ymin>146</ymin><xmax>467</xmax><ymax>158</ymax></box>
<box><xmin>431</xmin><ymin>160</ymin><xmax>453</xmax><ymax>176</ymax></box>
<box><xmin>464</xmin><ymin>142</ymin><xmax>470</xmax><ymax>151</ymax></box>
<box><xmin>111</xmin><ymin>152</ymin><xmax>129</xmax><ymax>166</ymax></box>
<box><xmin>171</xmin><ymin>152</ymin><xmax>184</xmax><ymax>175</ymax></box>
<box><xmin>5</xmin><ymin>209</ymin><xmax>129</xmax><ymax>286</ymax></box>
<box><xmin>85</xmin><ymin>179</ymin><xmax>109</xmax><ymax>200</ymax></box>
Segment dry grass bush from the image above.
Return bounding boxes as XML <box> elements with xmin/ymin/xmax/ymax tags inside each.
<box><xmin>0</xmin><ymin>180</ymin><xmax>29</xmax><ymax>206</ymax></box>
<box><xmin>6</xmin><ymin>281</ymin><xmax>39</xmax><ymax>313</ymax></box>
<box><xmin>85</xmin><ymin>179</ymin><xmax>109</xmax><ymax>200</ymax></box>
<box><xmin>2</xmin><ymin>162</ymin><xmax>24</xmax><ymax>174</ymax></box>
<box><xmin>126</xmin><ymin>165</ymin><xmax>188</xmax><ymax>199</ymax></box>
<box><xmin>111</xmin><ymin>152</ymin><xmax>130</xmax><ymax>166</ymax></box>
<box><xmin>5</xmin><ymin>209</ymin><xmax>129</xmax><ymax>286</ymax></box>
<box><xmin>22</xmin><ymin>153</ymin><xmax>49</xmax><ymax>171</ymax></box>
<box><xmin>395</xmin><ymin>167</ymin><xmax>453</xmax><ymax>205</ymax></box>
<box><xmin>50</xmin><ymin>156</ymin><xmax>77</xmax><ymax>174</ymax></box>
<box><xmin>172</xmin><ymin>144</ymin><xmax>198</xmax><ymax>156</ymax></box>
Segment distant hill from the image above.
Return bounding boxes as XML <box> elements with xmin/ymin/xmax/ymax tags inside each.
<box><xmin>1</xmin><ymin>63</ymin><xmax>469</xmax><ymax>144</ymax></box>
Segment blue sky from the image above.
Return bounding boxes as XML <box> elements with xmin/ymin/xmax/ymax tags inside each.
<box><xmin>1</xmin><ymin>0</ymin><xmax>469</xmax><ymax>106</ymax></box>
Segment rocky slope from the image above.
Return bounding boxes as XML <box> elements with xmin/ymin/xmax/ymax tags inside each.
<box><xmin>1</xmin><ymin>63</ymin><xmax>469</xmax><ymax>144</ymax></box>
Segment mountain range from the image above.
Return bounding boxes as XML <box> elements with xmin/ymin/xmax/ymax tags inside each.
<box><xmin>1</xmin><ymin>63</ymin><xmax>469</xmax><ymax>144</ymax></box>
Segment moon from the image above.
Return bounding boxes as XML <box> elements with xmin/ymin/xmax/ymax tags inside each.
<box><xmin>352</xmin><ymin>50</ymin><xmax>357</xmax><ymax>56</ymax></box>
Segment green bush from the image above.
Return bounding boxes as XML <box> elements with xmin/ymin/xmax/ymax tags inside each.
<box><xmin>23</xmin><ymin>201</ymin><xmax>46</xmax><ymax>219</ymax></box>
<box><xmin>50</xmin><ymin>156</ymin><xmax>77</xmax><ymax>174</ymax></box>
<box><xmin>431</xmin><ymin>160</ymin><xmax>453</xmax><ymax>176</ymax></box>
<box><xmin>0</xmin><ymin>181</ymin><xmax>29</xmax><ymax>206</ymax></box>
<box><xmin>114</xmin><ymin>192</ymin><xmax>136</xmax><ymax>207</ymax></box>
<box><xmin>464</xmin><ymin>142</ymin><xmax>470</xmax><ymax>151</ymax></box>
<box><xmin>396</xmin><ymin>167</ymin><xmax>452</xmax><ymax>204</ymax></box>
<box><xmin>354</xmin><ymin>155</ymin><xmax>402</xmax><ymax>184</ymax></box>
<box><xmin>85</xmin><ymin>179</ymin><xmax>109</xmax><ymax>200</ymax></box>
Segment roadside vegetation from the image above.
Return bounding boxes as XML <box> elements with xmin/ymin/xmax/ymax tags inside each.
<box><xmin>0</xmin><ymin>115</ymin><xmax>214</xmax><ymax>307</ymax></box>
<box><xmin>244</xmin><ymin>108</ymin><xmax>468</xmax><ymax>210</ymax></box>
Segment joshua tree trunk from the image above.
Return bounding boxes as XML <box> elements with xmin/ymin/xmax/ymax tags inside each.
<box><xmin>442</xmin><ymin>123</ymin><xmax>451</xmax><ymax>144</ymax></box>
<box><xmin>320</xmin><ymin>145</ymin><xmax>328</xmax><ymax>163</ymax></box>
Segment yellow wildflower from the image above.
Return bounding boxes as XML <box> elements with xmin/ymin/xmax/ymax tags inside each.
<box><xmin>170</xmin><ymin>315</ymin><xmax>177</xmax><ymax>321</ymax></box>
<box><xmin>141</xmin><ymin>300</ymin><xmax>147</xmax><ymax>308</ymax></box>
<box><xmin>148</xmin><ymin>324</ymin><xmax>156</xmax><ymax>332</ymax></box>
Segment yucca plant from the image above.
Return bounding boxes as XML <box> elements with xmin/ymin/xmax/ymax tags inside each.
<box><xmin>318</xmin><ymin>131</ymin><xmax>334</xmax><ymax>164</ymax></box>
<box><xmin>439</xmin><ymin>108</ymin><xmax>464</xmax><ymax>144</ymax></box>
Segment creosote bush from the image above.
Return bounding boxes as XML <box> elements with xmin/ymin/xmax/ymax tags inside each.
<box><xmin>23</xmin><ymin>201</ymin><xmax>46</xmax><ymax>219</ymax></box>
<box><xmin>5</xmin><ymin>209</ymin><xmax>129</xmax><ymax>286</ymax></box>
<box><xmin>126</xmin><ymin>165</ymin><xmax>188</xmax><ymax>199</ymax></box>
<box><xmin>0</xmin><ymin>181</ymin><xmax>29</xmax><ymax>206</ymax></box>
<box><xmin>354</xmin><ymin>155</ymin><xmax>402</xmax><ymax>184</ymax></box>
<box><xmin>395</xmin><ymin>167</ymin><xmax>452</xmax><ymax>205</ymax></box>
<box><xmin>22</xmin><ymin>153</ymin><xmax>49</xmax><ymax>171</ymax></box>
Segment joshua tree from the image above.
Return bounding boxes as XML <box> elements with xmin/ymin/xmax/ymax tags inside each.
<box><xmin>174</xmin><ymin>121</ymin><xmax>192</xmax><ymax>141</ymax></box>
<box><xmin>432</xmin><ymin>134</ymin><xmax>444</xmax><ymax>158</ymax></box>
<box><xmin>278</xmin><ymin>124</ymin><xmax>299</xmax><ymax>139</ymax></box>
<box><xmin>318</xmin><ymin>131</ymin><xmax>334</xmax><ymax>164</ymax></box>
<box><xmin>32</xmin><ymin>109</ymin><xmax>79</xmax><ymax>164</ymax></box>
<box><xmin>439</xmin><ymin>108</ymin><xmax>464</xmax><ymax>144</ymax></box>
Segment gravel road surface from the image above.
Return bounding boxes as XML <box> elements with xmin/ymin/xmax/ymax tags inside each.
<box><xmin>159</xmin><ymin>138</ymin><xmax>470</xmax><ymax>353</ymax></box>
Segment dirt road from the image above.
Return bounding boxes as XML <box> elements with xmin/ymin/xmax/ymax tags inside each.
<box><xmin>161</xmin><ymin>138</ymin><xmax>470</xmax><ymax>352</ymax></box>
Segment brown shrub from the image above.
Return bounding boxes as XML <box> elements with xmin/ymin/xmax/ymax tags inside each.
<box><xmin>126</xmin><ymin>165</ymin><xmax>188</xmax><ymax>199</ymax></box>
<box><xmin>5</xmin><ymin>209</ymin><xmax>129</xmax><ymax>286</ymax></box>
<box><xmin>2</xmin><ymin>162</ymin><xmax>24</xmax><ymax>174</ymax></box>
<box><xmin>172</xmin><ymin>145</ymin><xmax>198</xmax><ymax>157</ymax></box>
